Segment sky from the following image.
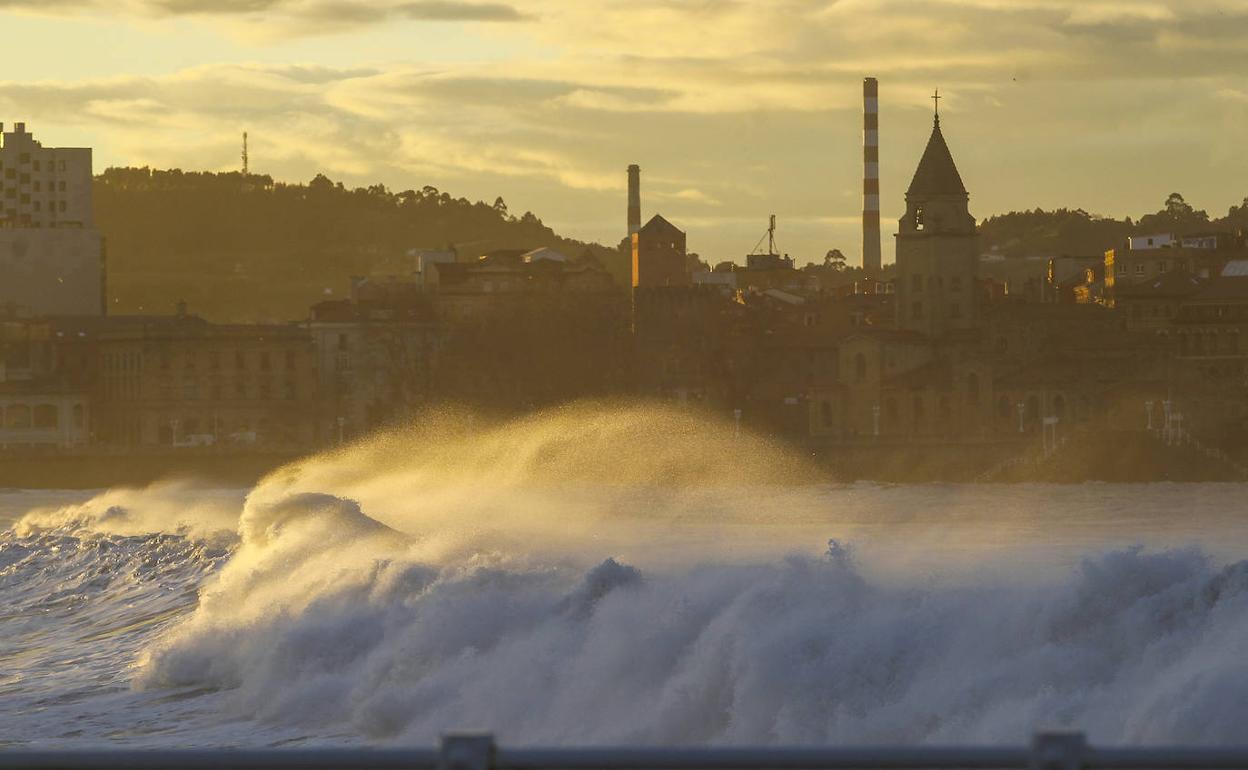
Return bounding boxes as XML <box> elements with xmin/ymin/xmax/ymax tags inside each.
<box><xmin>1</xmin><ymin>0</ymin><xmax>1247</xmax><ymax>266</ymax></box>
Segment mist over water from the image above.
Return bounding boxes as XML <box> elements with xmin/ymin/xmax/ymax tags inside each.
<box><xmin>5</xmin><ymin>403</ymin><xmax>1248</xmax><ymax>747</ymax></box>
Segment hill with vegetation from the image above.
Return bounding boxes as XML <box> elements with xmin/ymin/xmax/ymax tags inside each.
<box><xmin>979</xmin><ymin>193</ymin><xmax>1248</xmax><ymax>259</ymax></box>
<box><xmin>94</xmin><ymin>168</ymin><xmax>628</xmax><ymax>322</ymax></box>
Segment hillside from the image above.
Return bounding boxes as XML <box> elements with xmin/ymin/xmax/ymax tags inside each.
<box><xmin>94</xmin><ymin>168</ymin><xmax>628</xmax><ymax>322</ymax></box>
<box><xmin>979</xmin><ymin>193</ymin><xmax>1248</xmax><ymax>259</ymax></box>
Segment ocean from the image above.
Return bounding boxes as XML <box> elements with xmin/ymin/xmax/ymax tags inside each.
<box><xmin>4</xmin><ymin>405</ymin><xmax>1248</xmax><ymax>748</ymax></box>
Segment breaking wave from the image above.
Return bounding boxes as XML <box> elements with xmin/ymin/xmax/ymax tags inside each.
<box><xmin>5</xmin><ymin>403</ymin><xmax>1248</xmax><ymax>746</ymax></box>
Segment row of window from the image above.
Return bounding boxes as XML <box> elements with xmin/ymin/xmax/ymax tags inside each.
<box><xmin>1116</xmin><ymin>259</ymin><xmax>1191</xmax><ymax>276</ymax></box>
<box><xmin>910</xmin><ymin>300</ymin><xmax>963</xmax><ymax>320</ymax></box>
<box><xmin>909</xmin><ymin>274</ymin><xmax>965</xmax><ymax>292</ymax></box>
<box><xmin>0</xmin><ymin>156</ymin><xmax>69</xmax><ymax>171</ymax></box>
<box><xmin>0</xmin><ymin>170</ymin><xmax>68</xmax><ymax>191</ymax></box>
<box><xmin>0</xmin><ymin>403</ymin><xmax>84</xmax><ymax>430</ymax></box>
<box><xmin>103</xmin><ymin>349</ymin><xmax>302</xmax><ymax>372</ymax></box>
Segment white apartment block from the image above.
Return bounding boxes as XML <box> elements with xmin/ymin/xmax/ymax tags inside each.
<box><xmin>0</xmin><ymin>122</ymin><xmax>102</xmax><ymax>315</ymax></box>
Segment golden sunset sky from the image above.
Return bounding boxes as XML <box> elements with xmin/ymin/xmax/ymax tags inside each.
<box><xmin>2</xmin><ymin>0</ymin><xmax>1246</xmax><ymax>265</ymax></box>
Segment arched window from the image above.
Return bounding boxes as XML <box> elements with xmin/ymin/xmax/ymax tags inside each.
<box><xmin>820</xmin><ymin>400</ymin><xmax>833</xmax><ymax>428</ymax></box>
<box><xmin>6</xmin><ymin>404</ymin><xmax>31</xmax><ymax>429</ymax></box>
<box><xmin>33</xmin><ymin>404</ymin><xmax>58</xmax><ymax>429</ymax></box>
<box><xmin>967</xmin><ymin>372</ymin><xmax>980</xmax><ymax>405</ymax></box>
<box><xmin>854</xmin><ymin>352</ymin><xmax>867</xmax><ymax>383</ymax></box>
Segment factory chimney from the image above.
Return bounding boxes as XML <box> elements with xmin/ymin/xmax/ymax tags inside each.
<box><xmin>862</xmin><ymin>77</ymin><xmax>882</xmax><ymax>275</ymax></box>
<box><xmin>627</xmin><ymin>164</ymin><xmax>641</xmax><ymax>237</ymax></box>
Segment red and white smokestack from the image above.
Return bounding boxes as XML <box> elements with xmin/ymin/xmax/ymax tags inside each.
<box><xmin>627</xmin><ymin>164</ymin><xmax>641</xmax><ymax>237</ymax></box>
<box><xmin>862</xmin><ymin>77</ymin><xmax>882</xmax><ymax>274</ymax></box>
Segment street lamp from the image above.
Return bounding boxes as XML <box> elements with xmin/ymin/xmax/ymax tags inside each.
<box><xmin>872</xmin><ymin>404</ymin><xmax>881</xmax><ymax>439</ymax></box>
<box><xmin>1017</xmin><ymin>401</ymin><xmax>1026</xmax><ymax>433</ymax></box>
<box><xmin>1145</xmin><ymin>400</ymin><xmax>1154</xmax><ymax>431</ymax></box>
<box><xmin>1162</xmin><ymin>399</ymin><xmax>1173</xmax><ymax>444</ymax></box>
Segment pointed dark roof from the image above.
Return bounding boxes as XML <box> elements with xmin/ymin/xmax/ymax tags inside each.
<box><xmin>906</xmin><ymin>117</ymin><xmax>967</xmax><ymax>198</ymax></box>
<box><xmin>640</xmin><ymin>213</ymin><xmax>684</xmax><ymax>236</ymax></box>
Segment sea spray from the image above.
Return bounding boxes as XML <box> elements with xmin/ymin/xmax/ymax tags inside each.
<box><xmin>5</xmin><ymin>404</ymin><xmax>1248</xmax><ymax>746</ymax></box>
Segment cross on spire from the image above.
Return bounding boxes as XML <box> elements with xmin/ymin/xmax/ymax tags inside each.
<box><xmin>931</xmin><ymin>89</ymin><xmax>941</xmax><ymax>119</ymax></box>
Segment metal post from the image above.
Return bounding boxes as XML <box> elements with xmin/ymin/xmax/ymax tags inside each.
<box><xmin>440</xmin><ymin>734</ymin><xmax>495</xmax><ymax>770</ymax></box>
<box><xmin>1145</xmin><ymin>400</ymin><xmax>1153</xmax><ymax>431</ymax></box>
<box><xmin>1029</xmin><ymin>732</ymin><xmax>1087</xmax><ymax>770</ymax></box>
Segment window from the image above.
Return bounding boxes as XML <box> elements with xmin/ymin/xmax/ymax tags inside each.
<box><xmin>951</xmin><ymin>276</ymin><xmax>963</xmax><ymax>291</ymax></box>
<box><xmin>1159</xmin><ymin>260</ymin><xmax>1168</xmax><ymax>273</ymax></box>
<box><xmin>1117</xmin><ymin>263</ymin><xmax>1126</xmax><ymax>275</ymax></box>
<box><xmin>286</xmin><ymin>350</ymin><xmax>296</xmax><ymax>370</ymax></box>
<box><xmin>1135</xmin><ymin>263</ymin><xmax>1145</xmax><ymax>276</ymax></box>
<box><xmin>820</xmin><ymin>400</ymin><xmax>833</xmax><ymax>428</ymax></box>
<box><xmin>33</xmin><ymin>181</ymin><xmax>40</xmax><ymax>192</ymax></box>
<box><xmin>33</xmin><ymin>404</ymin><xmax>58</xmax><ymax>429</ymax></box>
<box><xmin>59</xmin><ymin>160</ymin><xmax>66</xmax><ymax>171</ymax></box>
<box><xmin>58</xmin><ymin>181</ymin><xmax>65</xmax><ymax>192</ymax></box>
<box><xmin>33</xmin><ymin>160</ymin><xmax>40</xmax><ymax>171</ymax></box>
<box><xmin>260</xmin><ymin>352</ymin><xmax>271</xmax><ymax>371</ymax></box>
<box><xmin>911</xmin><ymin>300</ymin><xmax>923</xmax><ymax>320</ymax></box>
<box><xmin>6</xmin><ymin>404</ymin><xmax>30</xmax><ymax>429</ymax></box>
<box><xmin>337</xmin><ymin>333</ymin><xmax>349</xmax><ymax>351</ymax></box>
<box><xmin>912</xmin><ymin>274</ymin><xmax>923</xmax><ymax>292</ymax></box>
<box><xmin>58</xmin><ymin>201</ymin><xmax>66</xmax><ymax>212</ymax></box>
<box><xmin>854</xmin><ymin>352</ymin><xmax>867</xmax><ymax>382</ymax></box>
<box><xmin>950</xmin><ymin>302</ymin><xmax>962</xmax><ymax>319</ymax></box>
<box><xmin>235</xmin><ymin>351</ymin><xmax>246</xmax><ymax>369</ymax></box>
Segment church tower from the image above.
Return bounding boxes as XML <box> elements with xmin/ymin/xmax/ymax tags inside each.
<box><xmin>895</xmin><ymin>99</ymin><xmax>979</xmax><ymax>338</ymax></box>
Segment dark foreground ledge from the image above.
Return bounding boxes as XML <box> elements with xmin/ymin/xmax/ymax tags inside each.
<box><xmin>5</xmin><ymin>733</ymin><xmax>1248</xmax><ymax>770</ymax></box>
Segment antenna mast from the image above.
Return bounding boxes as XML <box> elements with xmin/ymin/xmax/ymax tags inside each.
<box><xmin>241</xmin><ymin>131</ymin><xmax>249</xmax><ymax>176</ymax></box>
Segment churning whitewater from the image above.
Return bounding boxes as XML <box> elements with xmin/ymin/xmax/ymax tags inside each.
<box><xmin>5</xmin><ymin>405</ymin><xmax>1248</xmax><ymax>748</ymax></box>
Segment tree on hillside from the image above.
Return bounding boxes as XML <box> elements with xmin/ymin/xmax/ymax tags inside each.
<box><xmin>824</xmin><ymin>249</ymin><xmax>847</xmax><ymax>271</ymax></box>
<box><xmin>1136</xmin><ymin>192</ymin><xmax>1210</xmax><ymax>234</ymax></box>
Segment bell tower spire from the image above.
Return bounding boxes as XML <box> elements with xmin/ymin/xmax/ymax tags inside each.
<box><xmin>894</xmin><ymin>102</ymin><xmax>979</xmax><ymax>339</ymax></box>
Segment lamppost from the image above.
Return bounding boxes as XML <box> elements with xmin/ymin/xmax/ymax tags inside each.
<box><xmin>1162</xmin><ymin>399</ymin><xmax>1173</xmax><ymax>444</ymax></box>
<box><xmin>1017</xmin><ymin>401</ymin><xmax>1026</xmax><ymax>433</ymax></box>
<box><xmin>1145</xmin><ymin>400</ymin><xmax>1154</xmax><ymax>431</ymax></box>
<box><xmin>1174</xmin><ymin>412</ymin><xmax>1184</xmax><ymax>445</ymax></box>
<box><xmin>872</xmin><ymin>404</ymin><xmax>880</xmax><ymax>439</ymax></box>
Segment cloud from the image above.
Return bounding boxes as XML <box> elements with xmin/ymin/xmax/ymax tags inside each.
<box><xmin>0</xmin><ymin>0</ymin><xmax>532</xmax><ymax>25</ymax></box>
<box><xmin>4</xmin><ymin>0</ymin><xmax>1248</xmax><ymax>261</ymax></box>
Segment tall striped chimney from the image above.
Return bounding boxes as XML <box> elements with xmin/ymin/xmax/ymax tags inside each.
<box><xmin>862</xmin><ymin>77</ymin><xmax>882</xmax><ymax>275</ymax></box>
<box><xmin>627</xmin><ymin>164</ymin><xmax>641</xmax><ymax>237</ymax></box>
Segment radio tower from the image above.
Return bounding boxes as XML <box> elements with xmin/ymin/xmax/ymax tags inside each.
<box><xmin>241</xmin><ymin>131</ymin><xmax>249</xmax><ymax>176</ymax></box>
